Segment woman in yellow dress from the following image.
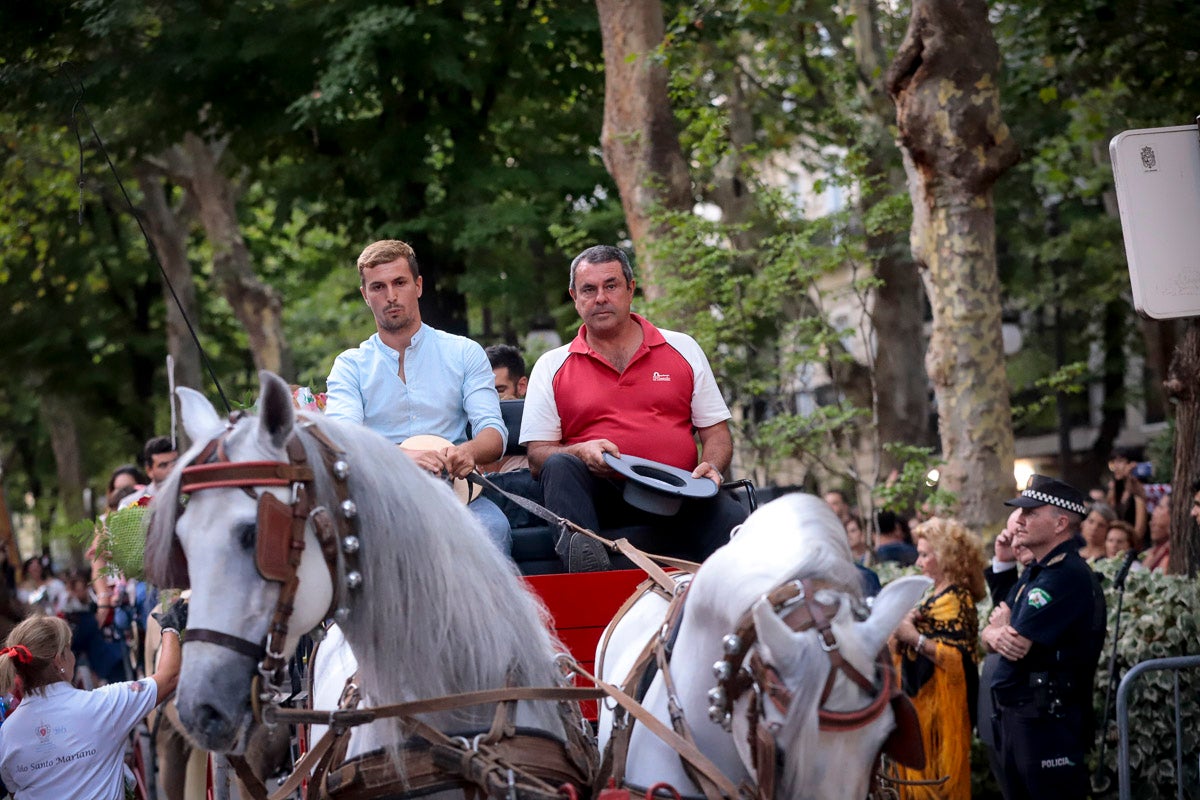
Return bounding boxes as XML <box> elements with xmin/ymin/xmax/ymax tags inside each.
<box><xmin>891</xmin><ymin>516</ymin><xmax>987</xmax><ymax>798</ymax></box>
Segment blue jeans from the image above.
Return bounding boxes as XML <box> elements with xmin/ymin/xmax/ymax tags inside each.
<box><xmin>470</xmin><ymin>496</ymin><xmax>512</xmax><ymax>555</ymax></box>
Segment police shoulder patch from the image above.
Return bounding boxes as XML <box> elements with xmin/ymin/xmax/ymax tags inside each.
<box><xmin>1027</xmin><ymin>587</ymin><xmax>1052</xmax><ymax>608</ymax></box>
<box><xmin>1044</xmin><ymin>553</ymin><xmax>1067</xmax><ymax>567</ymax></box>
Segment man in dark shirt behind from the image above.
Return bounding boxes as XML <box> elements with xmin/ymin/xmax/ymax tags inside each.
<box><xmin>982</xmin><ymin>474</ymin><xmax>1106</xmax><ymax>798</ymax></box>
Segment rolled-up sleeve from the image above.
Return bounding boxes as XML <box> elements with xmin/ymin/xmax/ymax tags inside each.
<box><xmin>461</xmin><ymin>342</ymin><xmax>507</xmax><ymax>449</ymax></box>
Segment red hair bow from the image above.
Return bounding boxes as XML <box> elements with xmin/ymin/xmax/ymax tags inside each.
<box><xmin>0</xmin><ymin>645</ymin><xmax>33</xmax><ymax>664</ymax></box>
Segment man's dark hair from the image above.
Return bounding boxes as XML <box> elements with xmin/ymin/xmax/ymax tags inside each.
<box><xmin>143</xmin><ymin>435</ymin><xmax>175</xmax><ymax>467</ymax></box>
<box><xmin>486</xmin><ymin>344</ymin><xmax>526</xmax><ymax>379</ymax></box>
<box><xmin>1110</xmin><ymin>445</ymin><xmax>1141</xmax><ymax>461</ymax></box>
<box><xmin>569</xmin><ymin>245</ymin><xmax>633</xmax><ymax>291</ymax></box>
<box><xmin>876</xmin><ymin>509</ymin><xmax>898</xmax><ymax>534</ymax></box>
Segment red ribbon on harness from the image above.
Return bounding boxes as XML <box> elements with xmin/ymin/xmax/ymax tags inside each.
<box><xmin>0</xmin><ymin>645</ymin><xmax>32</xmax><ymax>664</ymax></box>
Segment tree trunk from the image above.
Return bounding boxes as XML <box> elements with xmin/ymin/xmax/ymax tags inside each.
<box><xmin>849</xmin><ymin>0</ymin><xmax>934</xmax><ymax>474</ymax></box>
<box><xmin>39</xmin><ymin>393</ymin><xmax>87</xmax><ymax>568</ymax></box>
<box><xmin>135</xmin><ymin>164</ymin><xmax>205</xmax><ymax>392</ymax></box>
<box><xmin>886</xmin><ymin>0</ymin><xmax>1020</xmax><ymax>533</ymax></box>
<box><xmin>1165</xmin><ymin>319</ymin><xmax>1200</xmax><ymax>576</ymax></box>
<box><xmin>152</xmin><ymin>133</ymin><xmax>293</xmax><ymax>379</ymax></box>
<box><xmin>595</xmin><ymin>0</ymin><xmax>693</xmax><ymax>299</ymax></box>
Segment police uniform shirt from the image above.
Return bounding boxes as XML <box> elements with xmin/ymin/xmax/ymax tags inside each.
<box><xmin>991</xmin><ymin>538</ymin><xmax>1097</xmax><ymax>693</ymax></box>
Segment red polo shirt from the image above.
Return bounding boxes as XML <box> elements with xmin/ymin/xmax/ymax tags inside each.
<box><xmin>521</xmin><ymin>315</ymin><xmax>730</xmax><ymax>471</ymax></box>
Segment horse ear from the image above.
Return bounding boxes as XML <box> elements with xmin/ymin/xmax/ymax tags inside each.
<box><xmin>258</xmin><ymin>371</ymin><xmax>295</xmax><ymax>449</ymax></box>
<box><xmin>752</xmin><ymin>597</ymin><xmax>805</xmax><ymax>673</ymax></box>
<box><xmin>855</xmin><ymin>575</ymin><xmax>932</xmax><ymax>656</ymax></box>
<box><xmin>177</xmin><ymin>387</ymin><xmax>225</xmax><ymax>443</ymax></box>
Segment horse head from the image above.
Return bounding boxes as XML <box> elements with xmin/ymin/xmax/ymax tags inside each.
<box><xmin>732</xmin><ymin>574</ymin><xmax>930</xmax><ymax>800</ymax></box>
<box><xmin>146</xmin><ymin>371</ymin><xmax>336</xmax><ymax>752</ymax></box>
<box><xmin>686</xmin><ymin>494</ymin><xmax>930</xmax><ymax>800</ymax></box>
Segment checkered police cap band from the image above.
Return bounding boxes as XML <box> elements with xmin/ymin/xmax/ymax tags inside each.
<box><xmin>1018</xmin><ymin>488</ymin><xmax>1087</xmax><ymax>516</ymax></box>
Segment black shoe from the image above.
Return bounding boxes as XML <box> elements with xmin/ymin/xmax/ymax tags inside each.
<box><xmin>561</xmin><ymin>531</ymin><xmax>611</xmax><ymax>573</ymax></box>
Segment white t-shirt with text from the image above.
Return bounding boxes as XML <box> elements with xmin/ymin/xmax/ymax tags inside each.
<box><xmin>0</xmin><ymin>678</ymin><xmax>157</xmax><ymax>799</ymax></box>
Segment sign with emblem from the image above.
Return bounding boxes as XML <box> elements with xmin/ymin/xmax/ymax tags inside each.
<box><xmin>1110</xmin><ymin>124</ymin><xmax>1200</xmax><ymax>319</ymax></box>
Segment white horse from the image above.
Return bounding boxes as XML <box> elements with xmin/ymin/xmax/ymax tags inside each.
<box><xmin>597</xmin><ymin>494</ymin><xmax>930</xmax><ymax>800</ymax></box>
<box><xmin>145</xmin><ymin>372</ymin><xmax>579</xmax><ymax>795</ymax></box>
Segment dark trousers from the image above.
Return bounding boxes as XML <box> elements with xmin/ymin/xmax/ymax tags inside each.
<box><xmin>538</xmin><ymin>453</ymin><xmax>747</xmax><ymax>563</ymax></box>
<box><xmin>995</xmin><ymin>700</ymin><xmax>1090</xmax><ymax>799</ymax></box>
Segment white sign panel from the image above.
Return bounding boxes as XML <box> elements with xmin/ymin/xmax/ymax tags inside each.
<box><xmin>1110</xmin><ymin>124</ymin><xmax>1200</xmax><ymax>319</ymax></box>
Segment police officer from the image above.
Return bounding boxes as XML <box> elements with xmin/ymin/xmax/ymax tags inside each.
<box><xmin>982</xmin><ymin>474</ymin><xmax>1106</xmax><ymax>798</ymax></box>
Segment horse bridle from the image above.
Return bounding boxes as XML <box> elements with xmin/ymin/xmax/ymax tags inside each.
<box><xmin>171</xmin><ymin>413</ymin><xmax>361</xmax><ymax>693</ymax></box>
<box><xmin>706</xmin><ymin>577</ymin><xmax>923</xmax><ymax>791</ymax></box>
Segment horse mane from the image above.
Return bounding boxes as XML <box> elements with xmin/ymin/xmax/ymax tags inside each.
<box><xmin>147</xmin><ymin>407</ymin><xmax>567</xmax><ymax>751</ymax></box>
<box><xmin>301</xmin><ymin>414</ymin><xmax>566</xmax><ymax>742</ymax></box>
<box><xmin>146</xmin><ymin>434</ymin><xmax>215</xmax><ymax>588</ymax></box>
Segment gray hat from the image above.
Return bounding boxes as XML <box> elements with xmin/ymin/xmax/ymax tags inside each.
<box><xmin>603</xmin><ymin>453</ymin><xmax>718</xmax><ymax>516</ymax></box>
<box><xmin>1004</xmin><ymin>474</ymin><xmax>1088</xmax><ymax>516</ymax></box>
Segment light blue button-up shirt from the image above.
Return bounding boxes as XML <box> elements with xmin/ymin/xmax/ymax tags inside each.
<box><xmin>325</xmin><ymin>325</ymin><xmax>507</xmax><ymax>449</ymax></box>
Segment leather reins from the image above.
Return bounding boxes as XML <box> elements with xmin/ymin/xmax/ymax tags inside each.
<box><xmin>174</xmin><ymin>413</ymin><xmax>357</xmax><ymax>694</ymax></box>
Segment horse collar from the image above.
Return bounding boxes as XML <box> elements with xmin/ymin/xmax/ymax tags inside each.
<box><xmin>177</xmin><ymin>417</ymin><xmax>361</xmax><ymax>695</ymax></box>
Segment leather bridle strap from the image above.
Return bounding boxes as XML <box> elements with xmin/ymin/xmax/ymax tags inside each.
<box><xmin>179</xmin><ymin>461</ymin><xmax>309</xmax><ymax>492</ymax></box>
<box><xmin>186</xmin><ymin>628</ymin><xmax>265</xmax><ymax>661</ymax></box>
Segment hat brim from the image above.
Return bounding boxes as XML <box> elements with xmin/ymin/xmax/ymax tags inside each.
<box><xmin>1003</xmin><ymin>496</ymin><xmax>1045</xmax><ymax>508</ymax></box>
<box><xmin>602</xmin><ymin>453</ymin><xmax>718</xmax><ymax>516</ymax></box>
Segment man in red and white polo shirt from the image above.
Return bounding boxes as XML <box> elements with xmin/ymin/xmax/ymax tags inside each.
<box><xmin>521</xmin><ymin>245</ymin><xmax>747</xmax><ymax>571</ymax></box>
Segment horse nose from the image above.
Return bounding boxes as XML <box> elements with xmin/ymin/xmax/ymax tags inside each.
<box><xmin>191</xmin><ymin>702</ymin><xmax>239</xmax><ymax>745</ymax></box>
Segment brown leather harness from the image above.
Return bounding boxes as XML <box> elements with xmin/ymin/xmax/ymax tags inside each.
<box><xmin>172</xmin><ymin>413</ymin><xmax>355</xmax><ymax>692</ymax></box>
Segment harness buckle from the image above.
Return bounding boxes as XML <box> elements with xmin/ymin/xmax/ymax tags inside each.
<box><xmin>819</xmin><ymin>632</ymin><xmax>840</xmax><ymax>653</ymax></box>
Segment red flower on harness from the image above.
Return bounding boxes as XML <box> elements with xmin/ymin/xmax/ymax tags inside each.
<box><xmin>0</xmin><ymin>645</ymin><xmax>33</xmax><ymax>664</ymax></box>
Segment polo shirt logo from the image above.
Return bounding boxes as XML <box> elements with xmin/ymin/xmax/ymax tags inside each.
<box><xmin>652</xmin><ymin>371</ymin><xmax>671</xmax><ymax>382</ymax></box>
<box><xmin>1027</xmin><ymin>587</ymin><xmax>1052</xmax><ymax>608</ymax></box>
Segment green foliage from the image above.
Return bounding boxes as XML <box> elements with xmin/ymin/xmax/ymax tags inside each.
<box><xmin>1089</xmin><ymin>558</ymin><xmax>1200</xmax><ymax>797</ymax></box>
<box><xmin>96</xmin><ymin>506</ymin><xmax>150</xmax><ymax>580</ymax></box>
<box><xmin>1010</xmin><ymin>360</ymin><xmax>1090</xmax><ymax>430</ymax></box>
<box><xmin>874</xmin><ymin>444</ymin><xmax>957</xmax><ymax>516</ymax></box>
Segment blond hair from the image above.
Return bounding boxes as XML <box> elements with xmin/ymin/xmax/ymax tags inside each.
<box><xmin>356</xmin><ymin>239</ymin><xmax>419</xmax><ymax>283</ymax></box>
<box><xmin>914</xmin><ymin>517</ymin><xmax>987</xmax><ymax>602</ymax></box>
<box><xmin>0</xmin><ymin>614</ymin><xmax>71</xmax><ymax>696</ymax></box>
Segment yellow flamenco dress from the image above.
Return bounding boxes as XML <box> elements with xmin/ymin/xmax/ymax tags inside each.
<box><xmin>891</xmin><ymin>584</ymin><xmax>979</xmax><ymax>799</ymax></box>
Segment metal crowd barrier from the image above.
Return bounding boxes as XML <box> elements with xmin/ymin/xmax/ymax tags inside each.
<box><xmin>1116</xmin><ymin>654</ymin><xmax>1200</xmax><ymax>800</ymax></box>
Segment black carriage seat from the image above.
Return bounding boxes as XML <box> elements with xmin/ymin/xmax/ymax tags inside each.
<box><xmin>479</xmin><ymin>399</ymin><xmax>757</xmax><ymax>575</ymax></box>
<box><xmin>499</xmin><ymin>399</ymin><xmax>526</xmax><ymax>456</ymax></box>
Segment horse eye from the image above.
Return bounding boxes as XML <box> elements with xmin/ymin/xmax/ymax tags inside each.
<box><xmin>235</xmin><ymin>521</ymin><xmax>257</xmax><ymax>551</ymax></box>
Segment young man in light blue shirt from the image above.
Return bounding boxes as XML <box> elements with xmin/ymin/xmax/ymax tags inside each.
<box><xmin>325</xmin><ymin>239</ymin><xmax>512</xmax><ymax>553</ymax></box>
